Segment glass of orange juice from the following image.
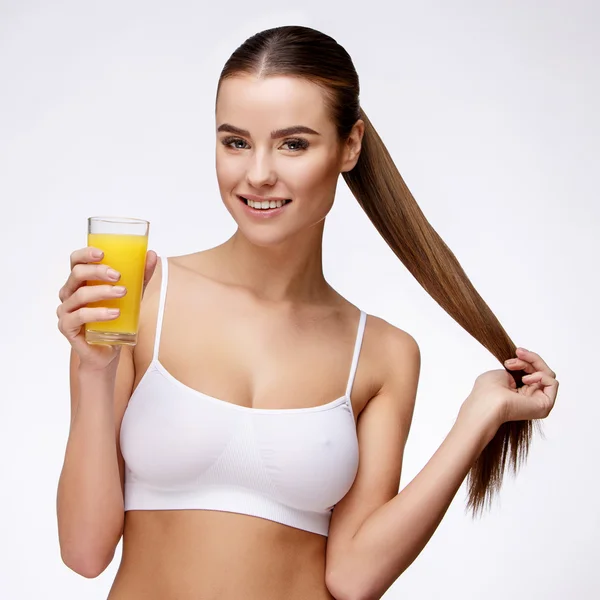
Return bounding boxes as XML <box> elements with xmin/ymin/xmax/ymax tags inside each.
<box><xmin>85</xmin><ymin>216</ymin><xmax>149</xmax><ymax>346</ymax></box>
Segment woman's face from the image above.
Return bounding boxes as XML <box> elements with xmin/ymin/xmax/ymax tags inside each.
<box><xmin>215</xmin><ymin>75</ymin><xmax>353</xmax><ymax>247</ymax></box>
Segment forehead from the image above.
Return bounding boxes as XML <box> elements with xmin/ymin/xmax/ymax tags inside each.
<box><xmin>216</xmin><ymin>75</ymin><xmax>333</xmax><ymax>132</ymax></box>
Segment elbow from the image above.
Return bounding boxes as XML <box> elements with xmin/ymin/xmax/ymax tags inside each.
<box><xmin>327</xmin><ymin>586</ymin><xmax>374</xmax><ymax>600</ymax></box>
<box><xmin>57</xmin><ymin>509</ymin><xmax>122</xmax><ymax>578</ymax></box>
<box><xmin>326</xmin><ymin>567</ymin><xmax>375</xmax><ymax>600</ymax></box>
<box><xmin>59</xmin><ymin>530</ymin><xmax>118</xmax><ymax>579</ymax></box>
<box><xmin>61</xmin><ymin>546</ymin><xmax>114</xmax><ymax>579</ymax></box>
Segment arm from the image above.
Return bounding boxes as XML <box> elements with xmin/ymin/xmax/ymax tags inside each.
<box><xmin>56</xmin><ymin>347</ymin><xmax>134</xmax><ymax>578</ymax></box>
<box><xmin>333</xmin><ymin>410</ymin><xmax>498</xmax><ymax>600</ymax></box>
<box><xmin>325</xmin><ymin>328</ymin><xmax>501</xmax><ymax>600</ymax></box>
<box><xmin>55</xmin><ymin>246</ymin><xmax>158</xmax><ymax>578</ymax></box>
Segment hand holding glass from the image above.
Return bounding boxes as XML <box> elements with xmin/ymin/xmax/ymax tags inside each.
<box><xmin>85</xmin><ymin>216</ymin><xmax>150</xmax><ymax>345</ymax></box>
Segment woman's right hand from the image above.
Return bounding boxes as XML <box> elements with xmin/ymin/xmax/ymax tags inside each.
<box><xmin>57</xmin><ymin>246</ymin><xmax>158</xmax><ymax>371</ymax></box>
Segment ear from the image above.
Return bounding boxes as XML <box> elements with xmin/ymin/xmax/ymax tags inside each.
<box><xmin>340</xmin><ymin>119</ymin><xmax>365</xmax><ymax>173</ymax></box>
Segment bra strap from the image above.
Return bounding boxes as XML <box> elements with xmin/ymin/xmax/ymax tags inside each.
<box><xmin>345</xmin><ymin>310</ymin><xmax>367</xmax><ymax>399</ymax></box>
<box><xmin>152</xmin><ymin>256</ymin><xmax>169</xmax><ymax>362</ymax></box>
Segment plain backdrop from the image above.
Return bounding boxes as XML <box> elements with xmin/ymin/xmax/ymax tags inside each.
<box><xmin>1</xmin><ymin>0</ymin><xmax>598</xmax><ymax>598</ymax></box>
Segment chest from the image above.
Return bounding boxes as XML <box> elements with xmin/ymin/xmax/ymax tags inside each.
<box><xmin>139</xmin><ymin>281</ymin><xmax>371</xmax><ymax>413</ymax></box>
<box><xmin>121</xmin><ymin>365</ymin><xmax>360</xmax><ymax>513</ymax></box>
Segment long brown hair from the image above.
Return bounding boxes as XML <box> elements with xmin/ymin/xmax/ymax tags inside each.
<box><xmin>217</xmin><ymin>25</ymin><xmax>542</xmax><ymax>517</ymax></box>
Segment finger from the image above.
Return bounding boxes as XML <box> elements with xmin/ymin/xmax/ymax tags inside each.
<box><xmin>59</xmin><ymin>263</ymin><xmax>122</xmax><ymax>302</ymax></box>
<box><xmin>60</xmin><ymin>307</ymin><xmax>121</xmax><ymax>339</ymax></box>
<box><xmin>521</xmin><ymin>371</ymin><xmax>559</xmax><ymax>402</ymax></box>
<box><xmin>70</xmin><ymin>246</ymin><xmax>104</xmax><ymax>270</ymax></box>
<box><xmin>504</xmin><ymin>357</ymin><xmax>535</xmax><ymax>374</ymax></box>
<box><xmin>61</xmin><ymin>283</ymin><xmax>126</xmax><ymax>313</ymax></box>
<box><xmin>515</xmin><ymin>347</ymin><xmax>556</xmax><ymax>378</ymax></box>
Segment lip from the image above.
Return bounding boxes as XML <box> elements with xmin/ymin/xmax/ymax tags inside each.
<box><xmin>237</xmin><ymin>195</ymin><xmax>291</xmax><ymax>219</ymax></box>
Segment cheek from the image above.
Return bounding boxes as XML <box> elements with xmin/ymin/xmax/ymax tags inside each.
<box><xmin>285</xmin><ymin>152</ymin><xmax>339</xmax><ymax>193</ymax></box>
<box><xmin>215</xmin><ymin>153</ymin><xmax>240</xmax><ymax>188</ymax></box>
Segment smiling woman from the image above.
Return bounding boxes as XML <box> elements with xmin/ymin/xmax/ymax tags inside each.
<box><xmin>214</xmin><ymin>74</ymin><xmax>349</xmax><ymax>248</ymax></box>
<box><xmin>55</xmin><ymin>25</ymin><xmax>558</xmax><ymax>600</ymax></box>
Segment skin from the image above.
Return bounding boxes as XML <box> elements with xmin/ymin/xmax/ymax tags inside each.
<box><xmin>56</xmin><ymin>74</ymin><xmax>559</xmax><ymax>600</ymax></box>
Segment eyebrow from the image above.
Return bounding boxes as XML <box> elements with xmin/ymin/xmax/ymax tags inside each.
<box><xmin>217</xmin><ymin>123</ymin><xmax>321</xmax><ymax>138</ymax></box>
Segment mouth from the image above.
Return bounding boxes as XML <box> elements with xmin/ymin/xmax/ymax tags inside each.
<box><xmin>238</xmin><ymin>196</ymin><xmax>292</xmax><ymax>211</ymax></box>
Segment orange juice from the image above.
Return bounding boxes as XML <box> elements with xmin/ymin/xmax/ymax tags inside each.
<box><xmin>85</xmin><ymin>232</ymin><xmax>148</xmax><ymax>344</ymax></box>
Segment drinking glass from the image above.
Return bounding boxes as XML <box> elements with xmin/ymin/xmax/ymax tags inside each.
<box><xmin>85</xmin><ymin>216</ymin><xmax>149</xmax><ymax>345</ymax></box>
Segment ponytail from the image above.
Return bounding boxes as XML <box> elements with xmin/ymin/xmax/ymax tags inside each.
<box><xmin>343</xmin><ymin>108</ymin><xmax>541</xmax><ymax>516</ymax></box>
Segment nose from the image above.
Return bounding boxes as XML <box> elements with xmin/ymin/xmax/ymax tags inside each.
<box><xmin>246</xmin><ymin>149</ymin><xmax>277</xmax><ymax>188</ymax></box>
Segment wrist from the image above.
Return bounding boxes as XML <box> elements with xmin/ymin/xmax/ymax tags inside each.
<box><xmin>77</xmin><ymin>361</ymin><xmax>118</xmax><ymax>386</ymax></box>
<box><xmin>457</xmin><ymin>397</ymin><xmax>504</xmax><ymax>447</ymax></box>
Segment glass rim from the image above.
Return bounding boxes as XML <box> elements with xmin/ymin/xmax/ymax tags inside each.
<box><xmin>88</xmin><ymin>215</ymin><xmax>149</xmax><ymax>225</ymax></box>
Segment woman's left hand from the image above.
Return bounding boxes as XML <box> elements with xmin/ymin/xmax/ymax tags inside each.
<box><xmin>462</xmin><ymin>348</ymin><xmax>559</xmax><ymax>428</ymax></box>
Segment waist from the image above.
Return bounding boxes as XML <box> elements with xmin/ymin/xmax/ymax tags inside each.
<box><xmin>109</xmin><ymin>510</ymin><xmax>334</xmax><ymax>600</ymax></box>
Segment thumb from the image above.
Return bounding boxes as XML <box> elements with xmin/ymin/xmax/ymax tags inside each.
<box><xmin>142</xmin><ymin>250</ymin><xmax>158</xmax><ymax>295</ymax></box>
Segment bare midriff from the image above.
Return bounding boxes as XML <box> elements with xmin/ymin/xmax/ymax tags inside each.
<box><xmin>107</xmin><ymin>510</ymin><xmax>335</xmax><ymax>600</ymax></box>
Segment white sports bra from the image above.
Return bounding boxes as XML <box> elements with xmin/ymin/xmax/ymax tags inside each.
<box><xmin>120</xmin><ymin>256</ymin><xmax>365</xmax><ymax>536</ymax></box>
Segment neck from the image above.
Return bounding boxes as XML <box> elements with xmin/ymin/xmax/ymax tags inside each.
<box><xmin>215</xmin><ymin>224</ymin><xmax>330</xmax><ymax>304</ymax></box>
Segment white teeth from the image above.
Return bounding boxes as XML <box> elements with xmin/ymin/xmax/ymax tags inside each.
<box><xmin>246</xmin><ymin>198</ymin><xmax>288</xmax><ymax>210</ymax></box>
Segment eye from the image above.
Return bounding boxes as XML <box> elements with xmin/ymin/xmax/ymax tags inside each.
<box><xmin>221</xmin><ymin>136</ymin><xmax>249</xmax><ymax>150</ymax></box>
<box><xmin>281</xmin><ymin>138</ymin><xmax>309</xmax><ymax>152</ymax></box>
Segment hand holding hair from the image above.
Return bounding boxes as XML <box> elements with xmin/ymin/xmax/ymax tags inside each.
<box><xmin>461</xmin><ymin>347</ymin><xmax>559</xmax><ymax>427</ymax></box>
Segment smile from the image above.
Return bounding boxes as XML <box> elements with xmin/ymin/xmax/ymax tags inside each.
<box><xmin>239</xmin><ymin>196</ymin><xmax>292</xmax><ymax>210</ymax></box>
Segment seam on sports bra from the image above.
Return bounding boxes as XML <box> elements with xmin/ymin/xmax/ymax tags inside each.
<box><xmin>347</xmin><ymin>393</ymin><xmax>356</xmax><ymax>424</ymax></box>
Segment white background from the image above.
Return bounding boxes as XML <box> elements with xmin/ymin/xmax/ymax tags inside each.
<box><xmin>1</xmin><ymin>0</ymin><xmax>598</xmax><ymax>598</ymax></box>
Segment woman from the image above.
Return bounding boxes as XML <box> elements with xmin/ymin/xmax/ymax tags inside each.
<box><xmin>56</xmin><ymin>26</ymin><xmax>558</xmax><ymax>600</ymax></box>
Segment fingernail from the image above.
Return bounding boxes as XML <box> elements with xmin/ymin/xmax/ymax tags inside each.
<box><xmin>108</xmin><ymin>308</ymin><xmax>120</xmax><ymax>317</ymax></box>
<box><xmin>92</xmin><ymin>249</ymin><xmax>103</xmax><ymax>259</ymax></box>
<box><xmin>107</xmin><ymin>268</ymin><xmax>120</xmax><ymax>280</ymax></box>
<box><xmin>113</xmin><ymin>286</ymin><xmax>126</xmax><ymax>295</ymax></box>
<box><xmin>517</xmin><ymin>347</ymin><xmax>528</xmax><ymax>352</ymax></box>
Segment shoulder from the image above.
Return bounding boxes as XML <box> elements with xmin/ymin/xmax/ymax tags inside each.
<box><xmin>141</xmin><ymin>251</ymin><xmax>214</xmax><ymax>301</ymax></box>
<box><xmin>348</xmin><ymin>309</ymin><xmax>419</xmax><ymax>420</ymax></box>
<box><xmin>364</xmin><ymin>313</ymin><xmax>421</xmax><ymax>394</ymax></box>
<box><xmin>371</xmin><ymin>314</ymin><xmax>419</xmax><ymax>356</ymax></box>
<box><xmin>169</xmin><ymin>249</ymin><xmax>223</xmax><ymax>278</ymax></box>
<box><xmin>139</xmin><ymin>250</ymin><xmax>210</xmax><ymax>323</ymax></box>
